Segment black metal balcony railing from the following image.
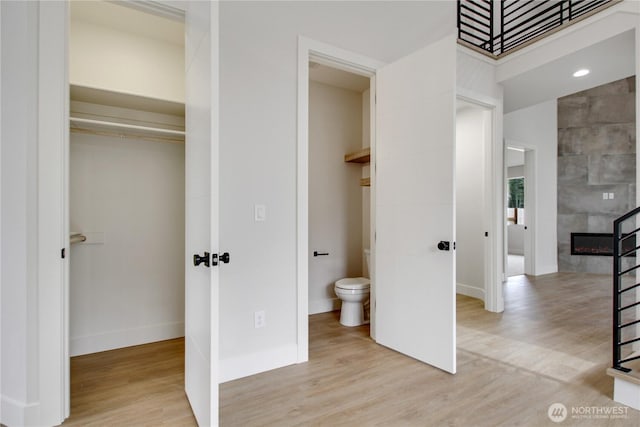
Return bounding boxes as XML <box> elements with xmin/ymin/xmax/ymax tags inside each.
<box><xmin>458</xmin><ymin>0</ymin><xmax>616</xmax><ymax>57</ymax></box>
<box><xmin>612</xmin><ymin>207</ymin><xmax>640</xmax><ymax>373</ymax></box>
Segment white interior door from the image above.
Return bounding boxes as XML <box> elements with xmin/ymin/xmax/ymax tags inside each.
<box><xmin>185</xmin><ymin>1</ymin><xmax>219</xmax><ymax>425</ymax></box>
<box><xmin>375</xmin><ymin>34</ymin><xmax>456</xmax><ymax>374</ymax></box>
<box><xmin>524</xmin><ymin>149</ymin><xmax>535</xmax><ymax>275</ymax></box>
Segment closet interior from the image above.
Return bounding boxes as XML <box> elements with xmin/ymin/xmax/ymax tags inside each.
<box><xmin>68</xmin><ymin>1</ymin><xmax>186</xmax><ymax>357</ymax></box>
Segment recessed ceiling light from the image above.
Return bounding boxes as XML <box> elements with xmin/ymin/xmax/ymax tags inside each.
<box><xmin>573</xmin><ymin>69</ymin><xmax>590</xmax><ymax>77</ymax></box>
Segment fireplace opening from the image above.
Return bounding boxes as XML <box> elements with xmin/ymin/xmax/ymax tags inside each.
<box><xmin>570</xmin><ymin>232</ymin><xmax>636</xmax><ymax>256</ymax></box>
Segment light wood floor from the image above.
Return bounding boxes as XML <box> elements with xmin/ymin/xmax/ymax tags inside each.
<box><xmin>63</xmin><ymin>273</ymin><xmax>640</xmax><ymax>426</ymax></box>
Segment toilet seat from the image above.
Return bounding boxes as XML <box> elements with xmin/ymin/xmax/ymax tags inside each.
<box><xmin>335</xmin><ymin>277</ymin><xmax>370</xmax><ymax>290</ymax></box>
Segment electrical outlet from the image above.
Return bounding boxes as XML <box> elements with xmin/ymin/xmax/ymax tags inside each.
<box><xmin>254</xmin><ymin>310</ymin><xmax>266</xmax><ymax>328</ymax></box>
<box><xmin>255</xmin><ymin>204</ymin><xmax>266</xmax><ymax>222</ymax></box>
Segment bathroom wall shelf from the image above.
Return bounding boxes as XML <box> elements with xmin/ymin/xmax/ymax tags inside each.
<box><xmin>344</xmin><ymin>147</ymin><xmax>370</xmax><ymax>163</ymax></box>
<box><xmin>344</xmin><ymin>147</ymin><xmax>371</xmax><ymax>187</ymax></box>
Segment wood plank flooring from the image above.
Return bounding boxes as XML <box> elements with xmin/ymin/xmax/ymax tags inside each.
<box><xmin>63</xmin><ymin>338</ymin><xmax>194</xmax><ymax>426</ymax></box>
<box><xmin>63</xmin><ymin>273</ymin><xmax>640</xmax><ymax>426</ymax></box>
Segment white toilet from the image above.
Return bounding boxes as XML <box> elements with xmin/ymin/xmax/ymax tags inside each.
<box><xmin>335</xmin><ymin>249</ymin><xmax>370</xmax><ymax>327</ymax></box>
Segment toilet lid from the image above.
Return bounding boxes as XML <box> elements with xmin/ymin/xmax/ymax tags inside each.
<box><xmin>335</xmin><ymin>277</ymin><xmax>370</xmax><ymax>290</ymax></box>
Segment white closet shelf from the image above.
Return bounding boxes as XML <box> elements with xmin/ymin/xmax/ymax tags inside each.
<box><xmin>70</xmin><ymin>117</ymin><xmax>185</xmax><ymax>142</ymax></box>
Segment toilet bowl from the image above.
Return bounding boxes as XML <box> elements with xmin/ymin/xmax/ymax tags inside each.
<box><xmin>335</xmin><ymin>249</ymin><xmax>371</xmax><ymax>327</ymax></box>
<box><xmin>335</xmin><ymin>278</ymin><xmax>370</xmax><ymax>326</ymax></box>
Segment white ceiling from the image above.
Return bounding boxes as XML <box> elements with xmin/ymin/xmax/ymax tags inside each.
<box><xmin>502</xmin><ymin>30</ymin><xmax>635</xmax><ymax>113</ymax></box>
<box><xmin>70</xmin><ymin>0</ymin><xmax>184</xmax><ymax>46</ymax></box>
<box><xmin>309</xmin><ymin>62</ymin><xmax>370</xmax><ymax>93</ymax></box>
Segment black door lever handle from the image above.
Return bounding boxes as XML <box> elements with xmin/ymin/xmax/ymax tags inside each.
<box><xmin>314</xmin><ymin>251</ymin><xmax>329</xmax><ymax>256</ymax></box>
<box><xmin>194</xmin><ymin>252</ymin><xmax>210</xmax><ymax>267</ymax></box>
<box><xmin>437</xmin><ymin>241</ymin><xmax>450</xmax><ymax>251</ymax></box>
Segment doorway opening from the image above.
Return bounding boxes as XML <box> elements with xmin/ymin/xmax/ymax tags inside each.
<box><xmin>506</xmin><ymin>146</ymin><xmax>526</xmax><ymax>276</ymax></box>
<box><xmin>66</xmin><ymin>1</ymin><xmax>187</xmax><ymax>420</ymax></box>
<box><xmin>455</xmin><ymin>100</ymin><xmax>493</xmax><ymax>302</ymax></box>
<box><xmin>307</xmin><ymin>61</ymin><xmax>372</xmax><ymax>337</ymax></box>
<box><xmin>296</xmin><ymin>38</ymin><xmax>382</xmax><ymax>362</ymax></box>
<box><xmin>505</xmin><ymin>144</ymin><xmax>535</xmax><ymax>277</ymax></box>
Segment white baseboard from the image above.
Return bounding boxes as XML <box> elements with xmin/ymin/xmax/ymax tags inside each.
<box><xmin>456</xmin><ymin>283</ymin><xmax>485</xmax><ymax>301</ymax></box>
<box><xmin>219</xmin><ymin>343</ymin><xmax>298</xmax><ymax>383</ymax></box>
<box><xmin>70</xmin><ymin>321</ymin><xmax>184</xmax><ymax>356</ymax></box>
<box><xmin>309</xmin><ymin>297</ymin><xmax>340</xmax><ymax>315</ymax></box>
<box><xmin>534</xmin><ymin>263</ymin><xmax>558</xmax><ymax>276</ymax></box>
<box><xmin>1</xmin><ymin>395</ymin><xmax>39</xmax><ymax>427</ymax></box>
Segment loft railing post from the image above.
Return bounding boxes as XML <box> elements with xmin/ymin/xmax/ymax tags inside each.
<box><xmin>457</xmin><ymin>0</ymin><xmax>462</xmax><ymax>42</ymax></box>
<box><xmin>489</xmin><ymin>0</ymin><xmax>494</xmax><ymax>54</ymax></box>
<box><xmin>500</xmin><ymin>0</ymin><xmax>505</xmax><ymax>55</ymax></box>
<box><xmin>613</xmin><ymin>218</ymin><xmax>622</xmax><ymax>369</ymax></box>
<box><xmin>568</xmin><ymin>0</ymin><xmax>573</xmax><ymax>20</ymax></box>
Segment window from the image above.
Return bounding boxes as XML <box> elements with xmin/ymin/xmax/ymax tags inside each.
<box><xmin>507</xmin><ymin>177</ymin><xmax>525</xmax><ymax>225</ymax></box>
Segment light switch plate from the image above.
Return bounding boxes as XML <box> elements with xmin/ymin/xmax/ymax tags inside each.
<box><xmin>255</xmin><ymin>204</ymin><xmax>266</xmax><ymax>222</ymax></box>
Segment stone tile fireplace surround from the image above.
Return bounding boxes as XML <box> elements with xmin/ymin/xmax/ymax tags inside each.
<box><xmin>558</xmin><ymin>77</ymin><xmax>636</xmax><ymax>274</ymax></box>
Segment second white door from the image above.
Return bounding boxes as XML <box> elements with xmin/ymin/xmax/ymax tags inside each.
<box><xmin>375</xmin><ymin>34</ymin><xmax>457</xmax><ymax>374</ymax></box>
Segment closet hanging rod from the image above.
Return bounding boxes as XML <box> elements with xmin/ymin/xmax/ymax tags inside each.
<box><xmin>69</xmin><ymin>117</ymin><xmax>185</xmax><ymax>137</ymax></box>
<box><xmin>70</xmin><ymin>232</ymin><xmax>87</xmax><ymax>244</ymax></box>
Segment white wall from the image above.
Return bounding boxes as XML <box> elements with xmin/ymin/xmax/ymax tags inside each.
<box><xmin>456</xmin><ymin>107</ymin><xmax>486</xmax><ymax>301</ymax></box>
<box><xmin>308</xmin><ymin>81</ymin><xmax>363</xmax><ymax>314</ymax></box>
<box><xmin>504</xmin><ymin>100</ymin><xmax>558</xmax><ymax>275</ymax></box>
<box><xmin>508</xmin><ymin>165</ymin><xmax>524</xmax><ymax>178</ymax></box>
<box><xmin>70</xmin><ymin>9</ymin><xmax>184</xmax><ymax>103</ymax></box>
<box><xmin>508</xmin><ymin>225</ymin><xmax>525</xmax><ymax>255</ymax></box>
<box><xmin>457</xmin><ymin>49</ymin><xmax>502</xmax><ymax>100</ymax></box>
<box><xmin>1</xmin><ymin>2</ymin><xmax>40</xmax><ymax>425</ymax></box>
<box><xmin>218</xmin><ymin>1</ymin><xmax>455</xmax><ymax>380</ymax></box>
<box><xmin>69</xmin><ymin>132</ymin><xmax>185</xmax><ymax>356</ymax></box>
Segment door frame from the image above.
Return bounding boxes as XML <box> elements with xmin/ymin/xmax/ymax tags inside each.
<box><xmin>456</xmin><ymin>89</ymin><xmax>504</xmax><ymax>313</ymax></box>
<box><xmin>36</xmin><ymin>1</ymin><xmax>215</xmax><ymax>425</ymax></box>
<box><xmin>296</xmin><ymin>37</ymin><xmax>383</xmax><ymax>362</ymax></box>
<box><xmin>455</xmin><ymin>98</ymin><xmax>494</xmax><ymax>306</ymax></box>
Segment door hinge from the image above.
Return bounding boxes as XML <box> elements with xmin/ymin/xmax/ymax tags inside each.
<box><xmin>61</xmin><ymin>248</ymin><xmax>66</xmax><ymax>259</ymax></box>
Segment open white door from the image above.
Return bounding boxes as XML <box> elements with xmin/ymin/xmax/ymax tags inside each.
<box><xmin>375</xmin><ymin>34</ymin><xmax>456</xmax><ymax>374</ymax></box>
<box><xmin>185</xmin><ymin>1</ymin><xmax>219</xmax><ymax>425</ymax></box>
